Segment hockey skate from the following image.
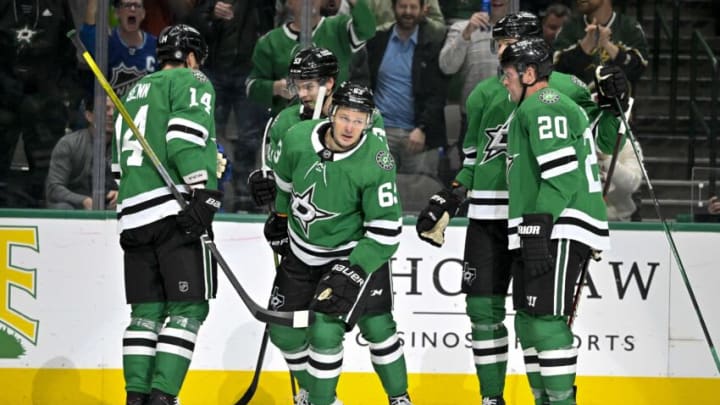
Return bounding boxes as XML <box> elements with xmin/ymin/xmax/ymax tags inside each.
<box><xmin>294</xmin><ymin>390</ymin><xmax>343</xmax><ymax>405</ymax></box>
<box><xmin>389</xmin><ymin>392</ymin><xmax>412</xmax><ymax>404</ymax></box>
<box><xmin>481</xmin><ymin>396</ymin><xmax>505</xmax><ymax>405</ymax></box>
<box><xmin>126</xmin><ymin>392</ymin><xmax>148</xmax><ymax>405</ymax></box>
<box><xmin>147</xmin><ymin>389</ymin><xmax>178</xmax><ymax>405</ymax></box>
<box><xmin>294</xmin><ymin>388</ymin><xmax>309</xmax><ymax>405</ymax></box>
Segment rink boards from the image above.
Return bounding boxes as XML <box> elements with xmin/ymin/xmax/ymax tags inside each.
<box><xmin>0</xmin><ymin>212</ymin><xmax>718</xmax><ymax>404</ymax></box>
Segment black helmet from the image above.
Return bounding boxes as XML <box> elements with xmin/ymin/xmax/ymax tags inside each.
<box><xmin>331</xmin><ymin>81</ymin><xmax>375</xmax><ymax>114</ymax></box>
<box><xmin>157</xmin><ymin>24</ymin><xmax>208</xmax><ymax>67</ymax></box>
<box><xmin>492</xmin><ymin>12</ymin><xmax>542</xmax><ymax>40</ymax></box>
<box><xmin>500</xmin><ymin>37</ymin><xmax>553</xmax><ymax>81</ymax></box>
<box><xmin>288</xmin><ymin>47</ymin><xmax>339</xmax><ymax>82</ymax></box>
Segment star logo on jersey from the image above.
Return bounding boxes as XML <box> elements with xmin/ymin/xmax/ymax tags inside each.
<box><xmin>15</xmin><ymin>25</ymin><xmax>38</xmax><ymax>47</ymax></box>
<box><xmin>480</xmin><ymin>123</ymin><xmax>509</xmax><ymax>164</ymax></box>
<box><xmin>291</xmin><ymin>183</ymin><xmax>339</xmax><ymax>237</ymax></box>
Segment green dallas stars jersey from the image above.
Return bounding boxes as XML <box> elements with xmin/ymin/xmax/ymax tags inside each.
<box><xmin>111</xmin><ymin>68</ymin><xmax>218</xmax><ymax>232</ymax></box>
<box><xmin>272</xmin><ymin>119</ymin><xmax>401</xmax><ymax>274</ymax></box>
<box><xmin>266</xmin><ymin>104</ymin><xmax>385</xmax><ymax>170</ymax></box>
<box><xmin>506</xmin><ymin>87</ymin><xmax>609</xmax><ymax>251</ymax></box>
<box><xmin>246</xmin><ymin>0</ymin><xmax>376</xmax><ymax>114</ymax></box>
<box><xmin>454</xmin><ymin>71</ymin><xmax>620</xmax><ymax>220</ymax></box>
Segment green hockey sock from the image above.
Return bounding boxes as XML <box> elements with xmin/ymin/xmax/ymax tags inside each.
<box><xmin>466</xmin><ymin>295</ymin><xmax>508</xmax><ymax>397</ymax></box>
<box><xmin>151</xmin><ymin>315</ymin><xmax>202</xmax><ymax>396</ymax></box>
<box><xmin>358</xmin><ymin>313</ymin><xmax>408</xmax><ymax>397</ymax></box>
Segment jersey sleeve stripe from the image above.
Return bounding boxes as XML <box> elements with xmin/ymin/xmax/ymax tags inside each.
<box><xmin>166</xmin><ymin>131</ymin><xmax>206</xmax><ymax>147</ymax></box>
<box><xmin>275</xmin><ymin>175</ymin><xmax>292</xmax><ymax>193</ymax></box>
<box><xmin>366</xmin><ymin>232</ymin><xmax>400</xmax><ymax>246</ymax></box>
<box><xmin>347</xmin><ymin>19</ymin><xmax>365</xmax><ymax>52</ymax></box>
<box><xmin>168</xmin><ymin>117</ymin><xmax>209</xmax><ymax>138</ymax></box>
<box><xmin>365</xmin><ymin>227</ymin><xmax>401</xmax><ymax>236</ymax></box>
<box><xmin>536</xmin><ymin>146</ymin><xmax>576</xmax><ymax>165</ymax></box>
<box><xmin>364</xmin><ymin>219</ymin><xmax>402</xmax><ymax>230</ymax></box>
<box><xmin>539</xmin><ymin>157</ymin><xmax>578</xmax><ymax>179</ymax></box>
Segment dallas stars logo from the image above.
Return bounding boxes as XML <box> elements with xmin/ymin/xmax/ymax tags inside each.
<box><xmin>480</xmin><ymin>123</ymin><xmax>509</xmax><ymax>164</ymax></box>
<box><xmin>15</xmin><ymin>25</ymin><xmax>38</xmax><ymax>46</ymax></box>
<box><xmin>291</xmin><ymin>183</ymin><xmax>339</xmax><ymax>237</ymax></box>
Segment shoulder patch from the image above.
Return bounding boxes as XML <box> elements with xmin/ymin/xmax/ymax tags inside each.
<box><xmin>192</xmin><ymin>70</ymin><xmax>209</xmax><ymax>83</ymax></box>
<box><xmin>538</xmin><ymin>88</ymin><xmax>560</xmax><ymax>104</ymax></box>
<box><xmin>375</xmin><ymin>150</ymin><xmax>395</xmax><ymax>171</ymax></box>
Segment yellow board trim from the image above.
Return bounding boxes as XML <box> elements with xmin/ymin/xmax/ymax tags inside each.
<box><xmin>1</xmin><ymin>369</ymin><xmax>719</xmax><ymax>404</ymax></box>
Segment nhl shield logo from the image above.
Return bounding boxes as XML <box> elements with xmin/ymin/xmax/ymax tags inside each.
<box><xmin>462</xmin><ymin>264</ymin><xmax>476</xmax><ymax>285</ymax></box>
<box><xmin>178</xmin><ymin>281</ymin><xmax>189</xmax><ymax>293</ymax></box>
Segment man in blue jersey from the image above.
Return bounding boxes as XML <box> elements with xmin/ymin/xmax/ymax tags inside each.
<box><xmin>80</xmin><ymin>0</ymin><xmax>157</xmax><ymax>96</ymax></box>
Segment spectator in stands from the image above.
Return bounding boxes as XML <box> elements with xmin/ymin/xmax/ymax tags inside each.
<box><xmin>186</xmin><ymin>0</ymin><xmax>269</xmax><ymax>212</ymax></box>
<box><xmin>368</xmin><ymin>0</ymin><xmax>444</xmax><ymax>29</ymax></box>
<box><xmin>542</xmin><ymin>2</ymin><xmax>571</xmax><ymax>48</ymax></box>
<box><xmin>247</xmin><ymin>0</ymin><xmax>376</xmax><ymax>114</ymax></box>
<box><xmin>46</xmin><ymin>96</ymin><xmax>117</xmax><ymax>210</ymax></box>
<box><xmin>81</xmin><ymin>0</ymin><xmax>157</xmax><ymax>97</ymax></box>
<box><xmin>367</xmin><ymin>0</ymin><xmax>448</xmax><ymax>178</ymax></box>
<box><xmin>0</xmin><ymin>0</ymin><xmax>81</xmax><ymax>208</ymax></box>
<box><xmin>140</xmin><ymin>0</ymin><xmax>196</xmax><ymax>36</ymax></box>
<box><xmin>598</xmin><ymin>139</ymin><xmax>643</xmax><ymax>221</ymax></box>
<box><xmin>553</xmin><ymin>0</ymin><xmax>649</xmax><ymax>90</ymax></box>
<box><xmin>439</xmin><ymin>0</ymin><xmax>509</xmax><ymax>159</ymax></box>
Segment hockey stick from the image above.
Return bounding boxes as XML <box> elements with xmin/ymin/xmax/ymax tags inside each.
<box><xmin>68</xmin><ymin>30</ymin><xmax>313</xmax><ymax>329</ymax></box>
<box><xmin>568</xmin><ymin>108</ymin><xmax>628</xmax><ymax>329</ymax></box>
<box><xmin>235</xmin><ymin>251</ymin><xmax>280</xmax><ymax>405</ymax></box>
<box><xmin>615</xmin><ymin>97</ymin><xmax>720</xmax><ymax>373</ymax></box>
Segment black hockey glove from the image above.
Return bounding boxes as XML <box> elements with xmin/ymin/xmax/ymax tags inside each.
<box><xmin>416</xmin><ymin>188</ymin><xmax>464</xmax><ymax>247</ymax></box>
<box><xmin>177</xmin><ymin>188</ymin><xmax>224</xmax><ymax>239</ymax></box>
<box><xmin>311</xmin><ymin>260</ymin><xmax>367</xmax><ymax>319</ymax></box>
<box><xmin>518</xmin><ymin>213</ymin><xmax>555</xmax><ymax>278</ymax></box>
<box><xmin>263</xmin><ymin>213</ymin><xmax>290</xmax><ymax>256</ymax></box>
<box><xmin>248</xmin><ymin>168</ymin><xmax>276</xmax><ymax>207</ymax></box>
<box><xmin>594</xmin><ymin>65</ymin><xmax>629</xmax><ymax>117</ymax></box>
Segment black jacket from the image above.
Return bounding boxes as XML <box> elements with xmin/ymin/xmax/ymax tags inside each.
<box><xmin>185</xmin><ymin>0</ymin><xmax>274</xmax><ymax>74</ymax></box>
<box><xmin>366</xmin><ymin>21</ymin><xmax>449</xmax><ymax>149</ymax></box>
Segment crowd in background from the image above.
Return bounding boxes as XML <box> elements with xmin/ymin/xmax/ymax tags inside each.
<box><xmin>0</xmin><ymin>0</ymin><xmax>674</xmax><ymax>220</ymax></box>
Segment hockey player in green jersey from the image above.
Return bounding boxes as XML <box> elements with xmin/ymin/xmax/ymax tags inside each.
<box><xmin>111</xmin><ymin>24</ymin><xmax>222</xmax><ymax>405</ymax></box>
<box><xmin>415</xmin><ymin>12</ymin><xmax>626</xmax><ymax>405</ymax></box>
<box><xmin>501</xmin><ymin>38</ymin><xmax>609</xmax><ymax>405</ymax></box>
<box><xmin>246</xmin><ymin>0</ymin><xmax>376</xmax><ymax>114</ymax></box>
<box><xmin>264</xmin><ymin>82</ymin><xmax>411</xmax><ymax>405</ymax></box>
<box><xmin>248</xmin><ymin>47</ymin><xmax>385</xmax><ymax>208</ymax></box>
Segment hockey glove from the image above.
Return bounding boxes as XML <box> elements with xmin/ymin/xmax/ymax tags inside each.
<box><xmin>518</xmin><ymin>213</ymin><xmax>555</xmax><ymax>278</ymax></box>
<box><xmin>594</xmin><ymin>65</ymin><xmax>629</xmax><ymax>117</ymax></box>
<box><xmin>248</xmin><ymin>168</ymin><xmax>276</xmax><ymax>207</ymax></box>
<box><xmin>311</xmin><ymin>260</ymin><xmax>367</xmax><ymax>318</ymax></box>
<box><xmin>177</xmin><ymin>188</ymin><xmax>224</xmax><ymax>239</ymax></box>
<box><xmin>416</xmin><ymin>188</ymin><xmax>463</xmax><ymax>247</ymax></box>
<box><xmin>263</xmin><ymin>213</ymin><xmax>290</xmax><ymax>256</ymax></box>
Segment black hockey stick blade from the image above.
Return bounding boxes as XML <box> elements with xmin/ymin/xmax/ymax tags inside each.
<box><xmin>204</xmin><ymin>240</ymin><xmax>314</xmax><ymax>328</ymax></box>
<box><xmin>235</xmin><ymin>326</ymin><xmax>270</xmax><ymax>405</ymax></box>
